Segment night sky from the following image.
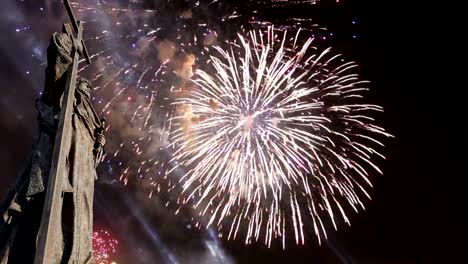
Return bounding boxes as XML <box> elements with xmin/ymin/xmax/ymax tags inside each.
<box><xmin>0</xmin><ymin>0</ymin><xmax>461</xmax><ymax>263</ymax></box>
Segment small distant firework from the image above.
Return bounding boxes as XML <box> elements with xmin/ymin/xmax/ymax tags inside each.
<box><xmin>93</xmin><ymin>228</ymin><xmax>119</xmax><ymax>264</ymax></box>
<box><xmin>170</xmin><ymin>27</ymin><xmax>392</xmax><ymax>247</ymax></box>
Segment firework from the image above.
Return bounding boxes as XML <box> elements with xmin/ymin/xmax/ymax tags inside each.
<box><xmin>71</xmin><ymin>0</ymin><xmax>253</xmax><ymax>188</ymax></box>
<box><xmin>93</xmin><ymin>228</ymin><xmax>119</xmax><ymax>264</ymax></box>
<box><xmin>54</xmin><ymin>0</ymin><xmax>331</xmax><ymax>198</ymax></box>
<box><xmin>169</xmin><ymin>27</ymin><xmax>392</xmax><ymax>247</ymax></box>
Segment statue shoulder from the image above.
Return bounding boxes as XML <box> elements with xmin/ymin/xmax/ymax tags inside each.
<box><xmin>52</xmin><ymin>32</ymin><xmax>73</xmax><ymax>58</ymax></box>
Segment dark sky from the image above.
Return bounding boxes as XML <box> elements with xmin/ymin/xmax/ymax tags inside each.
<box><xmin>0</xmin><ymin>0</ymin><xmax>461</xmax><ymax>263</ymax></box>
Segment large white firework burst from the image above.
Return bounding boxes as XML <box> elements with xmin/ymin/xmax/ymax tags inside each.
<box><xmin>169</xmin><ymin>27</ymin><xmax>392</xmax><ymax>247</ymax></box>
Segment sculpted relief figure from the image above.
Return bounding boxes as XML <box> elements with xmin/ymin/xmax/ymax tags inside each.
<box><xmin>0</xmin><ymin>28</ymin><xmax>105</xmax><ymax>264</ymax></box>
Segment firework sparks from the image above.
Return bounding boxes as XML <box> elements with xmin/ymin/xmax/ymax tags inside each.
<box><xmin>70</xmin><ymin>0</ymin><xmax>252</xmax><ymax>188</ymax></box>
<box><xmin>93</xmin><ymin>228</ymin><xmax>119</xmax><ymax>264</ymax></box>
<box><xmin>65</xmin><ymin>0</ymin><xmax>332</xmax><ymax>196</ymax></box>
<box><xmin>67</xmin><ymin>0</ymin><xmax>370</xmax><ymax>248</ymax></box>
<box><xmin>169</xmin><ymin>27</ymin><xmax>392</xmax><ymax>247</ymax></box>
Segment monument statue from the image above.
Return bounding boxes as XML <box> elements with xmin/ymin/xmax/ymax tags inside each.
<box><xmin>0</xmin><ymin>1</ymin><xmax>105</xmax><ymax>263</ymax></box>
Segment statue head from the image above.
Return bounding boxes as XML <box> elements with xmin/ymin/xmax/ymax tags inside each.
<box><xmin>76</xmin><ymin>77</ymin><xmax>93</xmax><ymax>98</ymax></box>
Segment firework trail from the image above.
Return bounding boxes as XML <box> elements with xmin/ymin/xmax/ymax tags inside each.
<box><xmin>169</xmin><ymin>27</ymin><xmax>392</xmax><ymax>247</ymax></box>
